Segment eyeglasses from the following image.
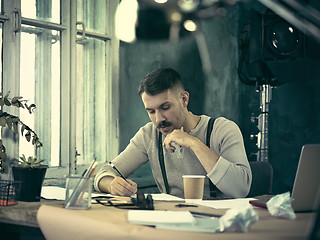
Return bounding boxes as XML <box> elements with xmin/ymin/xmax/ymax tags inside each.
<box><xmin>94</xmin><ymin>192</ymin><xmax>154</xmax><ymax>210</ymax></box>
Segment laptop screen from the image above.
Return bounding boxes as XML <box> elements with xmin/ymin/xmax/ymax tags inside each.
<box><xmin>291</xmin><ymin>144</ymin><xmax>320</xmax><ymax>212</ymax></box>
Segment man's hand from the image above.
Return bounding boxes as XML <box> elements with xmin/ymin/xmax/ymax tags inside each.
<box><xmin>162</xmin><ymin>127</ymin><xmax>219</xmax><ymax>173</ymax></box>
<box><xmin>110</xmin><ymin>177</ymin><xmax>137</xmax><ymax>196</ymax></box>
<box><xmin>99</xmin><ymin>176</ymin><xmax>137</xmax><ymax>196</ymax></box>
<box><xmin>163</xmin><ymin>128</ymin><xmax>196</xmax><ymax>152</ymax></box>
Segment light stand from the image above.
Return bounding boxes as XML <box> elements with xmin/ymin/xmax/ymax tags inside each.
<box><xmin>251</xmin><ymin>83</ymin><xmax>272</xmax><ymax>162</ymax></box>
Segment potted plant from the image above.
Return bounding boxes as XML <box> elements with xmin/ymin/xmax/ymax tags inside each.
<box><xmin>12</xmin><ymin>154</ymin><xmax>47</xmax><ymax>202</ymax></box>
<box><xmin>0</xmin><ymin>91</ymin><xmax>45</xmax><ymax>202</ymax></box>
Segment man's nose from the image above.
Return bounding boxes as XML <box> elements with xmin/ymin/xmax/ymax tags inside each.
<box><xmin>155</xmin><ymin>111</ymin><xmax>165</xmax><ymax>124</ymax></box>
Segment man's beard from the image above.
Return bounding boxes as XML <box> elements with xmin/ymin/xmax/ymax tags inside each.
<box><xmin>157</xmin><ymin>121</ymin><xmax>171</xmax><ymax>130</ymax></box>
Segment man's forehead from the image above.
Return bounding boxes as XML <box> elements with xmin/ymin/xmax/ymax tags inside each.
<box><xmin>141</xmin><ymin>90</ymin><xmax>177</xmax><ymax>109</ymax></box>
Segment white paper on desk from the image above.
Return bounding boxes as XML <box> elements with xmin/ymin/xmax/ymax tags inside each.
<box><xmin>41</xmin><ymin>186</ymin><xmax>66</xmax><ymax>200</ymax></box>
<box><xmin>150</xmin><ymin>193</ymin><xmax>184</xmax><ymax>201</ymax></box>
<box><xmin>41</xmin><ymin>186</ymin><xmax>113</xmax><ymax>200</ymax></box>
<box><xmin>128</xmin><ymin>210</ymin><xmax>195</xmax><ymax>226</ymax></box>
<box><xmin>199</xmin><ymin>198</ymin><xmax>256</xmax><ymax>209</ymax></box>
<box><xmin>156</xmin><ymin>217</ymin><xmax>220</xmax><ymax>233</ymax></box>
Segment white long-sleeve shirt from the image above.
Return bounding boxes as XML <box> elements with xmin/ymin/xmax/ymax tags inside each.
<box><xmin>94</xmin><ymin>115</ymin><xmax>252</xmax><ymax>198</ymax></box>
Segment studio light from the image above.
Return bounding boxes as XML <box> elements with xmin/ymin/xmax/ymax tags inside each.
<box><xmin>115</xmin><ymin>0</ymin><xmax>138</xmax><ymax>43</ymax></box>
<box><xmin>115</xmin><ymin>0</ymin><xmax>204</xmax><ymax>42</ymax></box>
<box><xmin>266</xmin><ymin>19</ymin><xmax>302</xmax><ymax>57</ymax></box>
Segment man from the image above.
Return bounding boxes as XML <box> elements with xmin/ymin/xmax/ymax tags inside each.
<box><xmin>94</xmin><ymin>68</ymin><xmax>252</xmax><ymax>198</ymax></box>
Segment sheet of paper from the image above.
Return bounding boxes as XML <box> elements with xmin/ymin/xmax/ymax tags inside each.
<box><xmin>128</xmin><ymin>210</ymin><xmax>195</xmax><ymax>226</ymax></box>
<box><xmin>41</xmin><ymin>186</ymin><xmax>66</xmax><ymax>200</ymax></box>
<box><xmin>199</xmin><ymin>198</ymin><xmax>256</xmax><ymax>209</ymax></box>
<box><xmin>156</xmin><ymin>217</ymin><xmax>220</xmax><ymax>233</ymax></box>
<box><xmin>149</xmin><ymin>193</ymin><xmax>184</xmax><ymax>201</ymax></box>
<box><xmin>41</xmin><ymin>186</ymin><xmax>113</xmax><ymax>200</ymax></box>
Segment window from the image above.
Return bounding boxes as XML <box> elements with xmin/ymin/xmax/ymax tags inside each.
<box><xmin>0</xmin><ymin>0</ymin><xmax>119</xmax><ymax>183</ymax></box>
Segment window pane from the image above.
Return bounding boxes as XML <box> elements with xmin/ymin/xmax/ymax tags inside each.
<box><xmin>20</xmin><ymin>26</ymin><xmax>61</xmax><ymax>167</ymax></box>
<box><xmin>76</xmin><ymin>37</ymin><xmax>106</xmax><ymax>164</ymax></box>
<box><xmin>77</xmin><ymin>0</ymin><xmax>107</xmax><ymax>33</ymax></box>
<box><xmin>22</xmin><ymin>0</ymin><xmax>60</xmax><ymax>23</ymax></box>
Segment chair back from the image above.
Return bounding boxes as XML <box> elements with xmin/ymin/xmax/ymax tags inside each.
<box><xmin>247</xmin><ymin>161</ymin><xmax>273</xmax><ymax>197</ymax></box>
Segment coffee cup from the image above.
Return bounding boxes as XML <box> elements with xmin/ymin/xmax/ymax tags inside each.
<box><xmin>182</xmin><ymin>175</ymin><xmax>205</xmax><ymax>203</ymax></box>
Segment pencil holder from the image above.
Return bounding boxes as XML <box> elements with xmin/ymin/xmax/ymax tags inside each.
<box><xmin>64</xmin><ymin>175</ymin><xmax>92</xmax><ymax>210</ymax></box>
<box><xmin>0</xmin><ymin>180</ymin><xmax>21</xmax><ymax>206</ymax></box>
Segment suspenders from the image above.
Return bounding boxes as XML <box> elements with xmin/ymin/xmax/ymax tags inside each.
<box><xmin>158</xmin><ymin>131</ymin><xmax>170</xmax><ymax>194</ymax></box>
<box><xmin>158</xmin><ymin>117</ymin><xmax>219</xmax><ymax>197</ymax></box>
<box><xmin>206</xmin><ymin>118</ymin><xmax>220</xmax><ymax>197</ymax></box>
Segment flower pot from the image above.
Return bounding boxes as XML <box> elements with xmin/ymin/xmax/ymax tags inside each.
<box><xmin>12</xmin><ymin>166</ymin><xmax>47</xmax><ymax>202</ymax></box>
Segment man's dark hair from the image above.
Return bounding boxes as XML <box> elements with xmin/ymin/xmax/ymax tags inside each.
<box><xmin>138</xmin><ymin>68</ymin><xmax>184</xmax><ymax>96</ymax></box>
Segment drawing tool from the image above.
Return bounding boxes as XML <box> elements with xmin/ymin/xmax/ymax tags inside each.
<box><xmin>110</xmin><ymin>163</ymin><xmax>129</xmax><ymax>183</ymax></box>
<box><xmin>190</xmin><ymin>211</ymin><xmax>222</xmax><ymax>218</ymax></box>
<box><xmin>65</xmin><ymin>159</ymin><xmax>97</xmax><ymax>208</ymax></box>
<box><xmin>76</xmin><ymin>162</ymin><xmax>98</xmax><ymax>205</ymax></box>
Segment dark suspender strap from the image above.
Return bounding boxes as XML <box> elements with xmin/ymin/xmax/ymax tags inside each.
<box><xmin>206</xmin><ymin>118</ymin><xmax>215</xmax><ymax>147</ymax></box>
<box><xmin>158</xmin><ymin>132</ymin><xmax>170</xmax><ymax>194</ymax></box>
<box><xmin>206</xmin><ymin>118</ymin><xmax>219</xmax><ymax>197</ymax></box>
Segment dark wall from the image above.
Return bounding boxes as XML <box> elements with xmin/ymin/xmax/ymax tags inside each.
<box><xmin>118</xmin><ymin>3</ymin><xmax>320</xmax><ymax>195</ymax></box>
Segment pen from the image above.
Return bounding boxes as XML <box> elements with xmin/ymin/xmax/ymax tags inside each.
<box><xmin>111</xmin><ymin>163</ymin><xmax>129</xmax><ymax>183</ymax></box>
<box><xmin>190</xmin><ymin>211</ymin><xmax>222</xmax><ymax>218</ymax></box>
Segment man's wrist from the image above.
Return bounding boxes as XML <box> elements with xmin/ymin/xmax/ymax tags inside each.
<box><xmin>98</xmin><ymin>176</ymin><xmax>114</xmax><ymax>193</ymax></box>
<box><xmin>189</xmin><ymin>136</ymin><xmax>203</xmax><ymax>150</ymax></box>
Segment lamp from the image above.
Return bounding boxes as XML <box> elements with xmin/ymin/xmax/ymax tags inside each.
<box><xmin>115</xmin><ymin>0</ymin><xmax>227</xmax><ymax>43</ymax></box>
<box><xmin>114</xmin><ymin>0</ymin><xmax>235</xmax><ymax>74</ymax></box>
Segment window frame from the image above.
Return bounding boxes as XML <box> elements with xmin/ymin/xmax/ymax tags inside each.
<box><xmin>0</xmin><ymin>0</ymin><xmax>119</xmax><ymax>184</ymax></box>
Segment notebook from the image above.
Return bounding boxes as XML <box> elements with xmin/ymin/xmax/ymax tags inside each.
<box><xmin>291</xmin><ymin>144</ymin><xmax>320</xmax><ymax>212</ymax></box>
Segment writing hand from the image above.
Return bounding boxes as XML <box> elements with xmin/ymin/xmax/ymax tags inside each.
<box><xmin>110</xmin><ymin>176</ymin><xmax>137</xmax><ymax>196</ymax></box>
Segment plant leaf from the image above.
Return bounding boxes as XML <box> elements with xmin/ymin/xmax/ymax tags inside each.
<box><xmin>26</xmin><ymin>103</ymin><xmax>36</xmax><ymax>114</ymax></box>
<box><xmin>4</xmin><ymin>92</ymin><xmax>10</xmax><ymax>99</ymax></box>
<box><xmin>25</xmin><ymin>131</ymin><xmax>31</xmax><ymax>142</ymax></box>
<box><xmin>32</xmin><ymin>135</ymin><xmax>36</xmax><ymax>145</ymax></box>
<box><xmin>6</xmin><ymin>118</ymin><xmax>12</xmax><ymax>129</ymax></box>
<box><xmin>11</xmin><ymin>97</ymin><xmax>24</xmax><ymax>107</ymax></box>
<box><xmin>13</xmin><ymin>122</ymin><xmax>18</xmax><ymax>134</ymax></box>
<box><xmin>12</xmin><ymin>96</ymin><xmax>23</xmax><ymax>103</ymax></box>
<box><xmin>0</xmin><ymin>117</ymin><xmax>6</xmax><ymax>127</ymax></box>
<box><xmin>4</xmin><ymin>97</ymin><xmax>11</xmax><ymax>106</ymax></box>
<box><xmin>0</xmin><ymin>152</ymin><xmax>6</xmax><ymax>159</ymax></box>
<box><xmin>21</xmin><ymin>124</ymin><xmax>26</xmax><ymax>136</ymax></box>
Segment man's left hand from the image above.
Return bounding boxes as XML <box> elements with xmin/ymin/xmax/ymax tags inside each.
<box><xmin>163</xmin><ymin>128</ymin><xmax>196</xmax><ymax>152</ymax></box>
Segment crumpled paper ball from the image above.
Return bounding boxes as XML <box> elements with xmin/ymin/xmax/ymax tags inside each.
<box><xmin>266</xmin><ymin>192</ymin><xmax>296</xmax><ymax>220</ymax></box>
<box><xmin>219</xmin><ymin>204</ymin><xmax>259</xmax><ymax>232</ymax></box>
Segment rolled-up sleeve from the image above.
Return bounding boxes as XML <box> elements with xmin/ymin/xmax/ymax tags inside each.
<box><xmin>207</xmin><ymin>118</ymin><xmax>252</xmax><ymax>198</ymax></box>
<box><xmin>94</xmin><ymin>125</ymin><xmax>151</xmax><ymax>192</ymax></box>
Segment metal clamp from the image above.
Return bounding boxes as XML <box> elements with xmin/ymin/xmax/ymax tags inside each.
<box><xmin>76</xmin><ymin>21</ymin><xmax>86</xmax><ymax>42</ymax></box>
<box><xmin>14</xmin><ymin>8</ymin><xmax>21</xmax><ymax>32</ymax></box>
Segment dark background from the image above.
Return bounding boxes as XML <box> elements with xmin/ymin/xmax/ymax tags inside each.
<box><xmin>117</xmin><ymin>1</ymin><xmax>320</xmax><ymax>195</ymax></box>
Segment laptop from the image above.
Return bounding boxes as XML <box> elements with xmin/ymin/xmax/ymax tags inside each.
<box><xmin>249</xmin><ymin>144</ymin><xmax>320</xmax><ymax>212</ymax></box>
<box><xmin>291</xmin><ymin>144</ymin><xmax>320</xmax><ymax>212</ymax></box>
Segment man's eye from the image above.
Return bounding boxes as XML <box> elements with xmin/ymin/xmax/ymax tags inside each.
<box><xmin>162</xmin><ymin>106</ymin><xmax>170</xmax><ymax>110</ymax></box>
<box><xmin>148</xmin><ymin>110</ymin><xmax>155</xmax><ymax>114</ymax></box>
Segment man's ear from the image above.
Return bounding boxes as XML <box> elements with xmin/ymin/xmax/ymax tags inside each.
<box><xmin>181</xmin><ymin>91</ymin><xmax>189</xmax><ymax>107</ymax></box>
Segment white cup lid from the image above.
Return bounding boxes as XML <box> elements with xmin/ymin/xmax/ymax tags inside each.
<box><xmin>182</xmin><ymin>175</ymin><xmax>205</xmax><ymax>178</ymax></box>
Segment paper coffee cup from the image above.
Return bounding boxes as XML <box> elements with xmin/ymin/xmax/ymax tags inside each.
<box><xmin>182</xmin><ymin>175</ymin><xmax>205</xmax><ymax>203</ymax></box>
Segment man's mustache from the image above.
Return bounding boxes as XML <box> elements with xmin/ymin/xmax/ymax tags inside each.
<box><xmin>157</xmin><ymin>121</ymin><xmax>171</xmax><ymax>129</ymax></box>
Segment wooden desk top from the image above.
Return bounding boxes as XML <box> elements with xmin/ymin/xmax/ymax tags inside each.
<box><xmin>0</xmin><ymin>199</ymin><xmax>63</xmax><ymax>228</ymax></box>
<box><xmin>0</xmin><ymin>198</ymin><xmax>315</xmax><ymax>240</ymax></box>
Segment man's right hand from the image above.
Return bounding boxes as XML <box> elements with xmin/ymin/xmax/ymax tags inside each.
<box><xmin>98</xmin><ymin>176</ymin><xmax>137</xmax><ymax>197</ymax></box>
<box><xmin>110</xmin><ymin>176</ymin><xmax>137</xmax><ymax>196</ymax></box>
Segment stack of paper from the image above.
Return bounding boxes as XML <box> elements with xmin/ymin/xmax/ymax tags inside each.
<box><xmin>128</xmin><ymin>210</ymin><xmax>195</xmax><ymax>226</ymax></box>
<box><xmin>127</xmin><ymin>210</ymin><xmax>221</xmax><ymax>233</ymax></box>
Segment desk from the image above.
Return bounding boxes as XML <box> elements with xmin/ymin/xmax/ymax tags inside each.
<box><xmin>36</xmin><ymin>200</ymin><xmax>314</xmax><ymax>240</ymax></box>
<box><xmin>0</xmin><ymin>200</ymin><xmax>62</xmax><ymax>240</ymax></box>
